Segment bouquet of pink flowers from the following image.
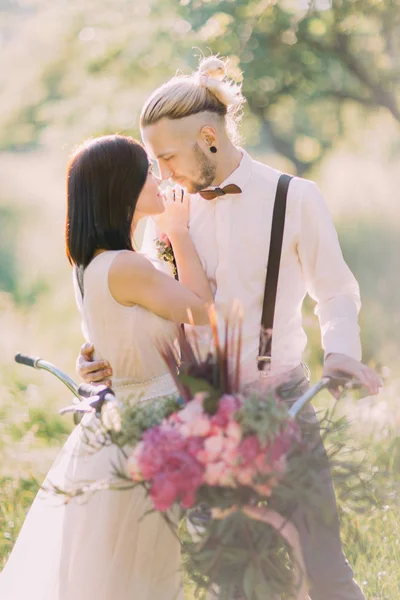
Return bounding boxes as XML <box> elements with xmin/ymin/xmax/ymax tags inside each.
<box><xmin>127</xmin><ymin>391</ymin><xmax>300</xmax><ymax>512</ymax></box>
<box><xmin>66</xmin><ymin>308</ymin><xmax>375</xmax><ymax>600</ymax></box>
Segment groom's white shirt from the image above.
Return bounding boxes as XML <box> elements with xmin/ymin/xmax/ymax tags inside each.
<box><xmin>142</xmin><ymin>150</ymin><xmax>361</xmax><ymax>384</ymax></box>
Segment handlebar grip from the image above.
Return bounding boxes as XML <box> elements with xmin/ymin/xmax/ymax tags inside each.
<box><xmin>15</xmin><ymin>353</ymin><xmax>40</xmax><ymax>368</ymax></box>
<box><xmin>78</xmin><ymin>383</ymin><xmax>107</xmax><ymax>398</ymax></box>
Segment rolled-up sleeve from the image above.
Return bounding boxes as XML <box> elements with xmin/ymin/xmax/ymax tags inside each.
<box><xmin>297</xmin><ymin>180</ymin><xmax>362</xmax><ymax>360</ymax></box>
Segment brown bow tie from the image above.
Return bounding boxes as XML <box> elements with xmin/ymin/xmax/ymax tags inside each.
<box><xmin>199</xmin><ymin>183</ymin><xmax>242</xmax><ymax>200</ymax></box>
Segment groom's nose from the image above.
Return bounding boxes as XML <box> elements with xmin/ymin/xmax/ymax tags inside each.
<box><xmin>159</xmin><ymin>163</ymin><xmax>173</xmax><ymax>180</ymax></box>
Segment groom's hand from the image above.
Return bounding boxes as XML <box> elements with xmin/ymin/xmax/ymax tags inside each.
<box><xmin>323</xmin><ymin>352</ymin><xmax>383</xmax><ymax>398</ymax></box>
<box><xmin>76</xmin><ymin>342</ymin><xmax>112</xmax><ymax>386</ymax></box>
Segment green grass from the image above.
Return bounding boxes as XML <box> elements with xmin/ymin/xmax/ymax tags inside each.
<box><xmin>0</xmin><ymin>476</ymin><xmax>39</xmax><ymax>566</ymax></box>
<box><xmin>341</xmin><ymin>507</ymin><xmax>400</xmax><ymax>599</ymax></box>
<box><xmin>337</xmin><ymin>430</ymin><xmax>400</xmax><ymax>599</ymax></box>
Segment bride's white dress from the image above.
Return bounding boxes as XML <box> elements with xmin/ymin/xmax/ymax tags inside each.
<box><xmin>0</xmin><ymin>250</ymin><xmax>185</xmax><ymax>600</ymax></box>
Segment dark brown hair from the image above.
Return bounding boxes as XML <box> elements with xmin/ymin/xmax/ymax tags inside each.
<box><xmin>66</xmin><ymin>135</ymin><xmax>149</xmax><ymax>268</ymax></box>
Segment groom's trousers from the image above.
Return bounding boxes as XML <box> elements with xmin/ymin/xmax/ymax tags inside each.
<box><xmin>272</xmin><ymin>365</ymin><xmax>366</xmax><ymax>600</ymax></box>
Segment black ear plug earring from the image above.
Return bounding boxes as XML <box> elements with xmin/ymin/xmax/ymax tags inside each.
<box><xmin>210</xmin><ymin>146</ymin><xmax>217</xmax><ymax>153</ymax></box>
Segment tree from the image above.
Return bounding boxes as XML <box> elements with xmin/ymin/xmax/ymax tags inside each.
<box><xmin>1</xmin><ymin>0</ymin><xmax>399</xmax><ymax>174</ymax></box>
<box><xmin>180</xmin><ymin>0</ymin><xmax>400</xmax><ymax>173</ymax></box>
<box><xmin>0</xmin><ymin>0</ymin><xmax>197</xmax><ymax>150</ymax></box>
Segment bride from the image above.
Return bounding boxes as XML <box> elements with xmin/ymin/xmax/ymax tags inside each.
<box><xmin>0</xmin><ymin>134</ymin><xmax>213</xmax><ymax>600</ymax></box>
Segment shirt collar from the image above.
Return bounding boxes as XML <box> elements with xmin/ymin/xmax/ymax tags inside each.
<box><xmin>202</xmin><ymin>148</ymin><xmax>253</xmax><ymax>195</ymax></box>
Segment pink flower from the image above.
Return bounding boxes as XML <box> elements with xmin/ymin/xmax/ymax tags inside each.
<box><xmin>138</xmin><ymin>426</ymin><xmax>184</xmax><ymax>480</ymax></box>
<box><xmin>126</xmin><ymin>442</ymin><xmax>145</xmax><ymax>481</ymax></box>
<box><xmin>195</xmin><ymin>449</ymin><xmax>207</xmax><ymax>464</ymax></box>
<box><xmin>130</xmin><ymin>423</ymin><xmax>206</xmax><ymax>511</ymax></box>
<box><xmin>238</xmin><ymin>435</ymin><xmax>261</xmax><ymax>464</ymax></box>
<box><xmin>180</xmin><ymin>487</ymin><xmax>197</xmax><ymax>509</ymax></box>
<box><xmin>159</xmin><ymin>232</ymin><xmax>171</xmax><ymax>247</ymax></box>
<box><xmin>151</xmin><ymin>475</ymin><xmax>178</xmax><ymax>510</ymax></box>
<box><xmin>150</xmin><ymin>447</ymin><xmax>204</xmax><ymax>510</ymax></box>
<box><xmin>190</xmin><ymin>416</ymin><xmax>212</xmax><ymax>437</ymax></box>
<box><xmin>204</xmin><ymin>434</ymin><xmax>225</xmax><ymax>462</ymax></box>
<box><xmin>204</xmin><ymin>461</ymin><xmax>235</xmax><ymax>487</ymax></box>
<box><xmin>221</xmin><ymin>436</ymin><xmax>240</xmax><ymax>466</ymax></box>
<box><xmin>209</xmin><ymin>422</ymin><xmax>224</xmax><ymax>436</ymax></box>
<box><xmin>177</xmin><ymin>397</ymin><xmax>204</xmax><ymax>424</ymax></box>
<box><xmin>212</xmin><ymin>395</ymin><xmax>241</xmax><ymax>427</ymax></box>
<box><xmin>185</xmin><ymin>436</ymin><xmax>204</xmax><ymax>459</ymax></box>
<box><xmin>226</xmin><ymin>421</ymin><xmax>242</xmax><ymax>443</ymax></box>
<box><xmin>235</xmin><ymin>468</ymin><xmax>254</xmax><ymax>486</ymax></box>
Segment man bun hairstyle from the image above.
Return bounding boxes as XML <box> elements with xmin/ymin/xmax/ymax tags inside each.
<box><xmin>140</xmin><ymin>55</ymin><xmax>245</xmax><ymax>142</ymax></box>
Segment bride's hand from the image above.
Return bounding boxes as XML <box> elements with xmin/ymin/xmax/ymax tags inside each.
<box><xmin>154</xmin><ymin>185</ymin><xmax>190</xmax><ymax>238</ymax></box>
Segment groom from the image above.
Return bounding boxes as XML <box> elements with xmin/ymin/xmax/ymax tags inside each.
<box><xmin>78</xmin><ymin>56</ymin><xmax>381</xmax><ymax>599</ymax></box>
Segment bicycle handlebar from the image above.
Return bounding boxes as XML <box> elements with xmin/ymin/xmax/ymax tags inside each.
<box><xmin>14</xmin><ymin>352</ymin><xmax>364</xmax><ymax>420</ymax></box>
<box><xmin>15</xmin><ymin>353</ymin><xmax>40</xmax><ymax>368</ymax></box>
<box><xmin>78</xmin><ymin>383</ymin><xmax>109</xmax><ymax>398</ymax></box>
<box><xmin>14</xmin><ymin>353</ymin><xmax>82</xmax><ymax>401</ymax></box>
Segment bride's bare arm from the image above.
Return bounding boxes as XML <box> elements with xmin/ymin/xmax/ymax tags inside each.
<box><xmin>154</xmin><ymin>187</ymin><xmax>213</xmax><ymax>306</ymax></box>
<box><xmin>108</xmin><ymin>250</ymin><xmax>212</xmax><ymax>325</ymax></box>
<box><xmin>77</xmin><ymin>186</ymin><xmax>212</xmax><ymax>383</ymax></box>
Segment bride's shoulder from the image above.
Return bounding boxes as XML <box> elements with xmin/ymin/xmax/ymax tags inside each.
<box><xmin>108</xmin><ymin>250</ymin><xmax>163</xmax><ymax>307</ymax></box>
<box><xmin>109</xmin><ymin>250</ymin><xmax>156</xmax><ymax>281</ymax></box>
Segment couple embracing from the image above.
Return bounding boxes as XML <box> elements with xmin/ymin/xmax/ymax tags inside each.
<box><xmin>0</xmin><ymin>55</ymin><xmax>381</xmax><ymax>600</ymax></box>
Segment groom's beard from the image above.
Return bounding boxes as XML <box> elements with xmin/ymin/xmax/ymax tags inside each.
<box><xmin>188</xmin><ymin>144</ymin><xmax>217</xmax><ymax>194</ymax></box>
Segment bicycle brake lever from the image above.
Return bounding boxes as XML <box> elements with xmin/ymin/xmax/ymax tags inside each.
<box><xmin>60</xmin><ymin>388</ymin><xmax>116</xmax><ymax>416</ymax></box>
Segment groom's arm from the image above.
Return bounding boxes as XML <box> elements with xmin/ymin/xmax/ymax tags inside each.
<box><xmin>296</xmin><ymin>179</ymin><xmax>381</xmax><ymax>394</ymax></box>
<box><xmin>297</xmin><ymin>179</ymin><xmax>361</xmax><ymax>360</ymax></box>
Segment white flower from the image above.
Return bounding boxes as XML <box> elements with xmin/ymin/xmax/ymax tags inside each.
<box><xmin>101</xmin><ymin>399</ymin><xmax>122</xmax><ymax>432</ymax></box>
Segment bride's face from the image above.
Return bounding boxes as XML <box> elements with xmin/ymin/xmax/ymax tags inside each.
<box><xmin>135</xmin><ymin>165</ymin><xmax>165</xmax><ymax>217</ymax></box>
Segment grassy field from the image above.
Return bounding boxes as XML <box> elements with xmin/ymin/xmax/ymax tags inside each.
<box><xmin>0</xmin><ymin>144</ymin><xmax>399</xmax><ymax>597</ymax></box>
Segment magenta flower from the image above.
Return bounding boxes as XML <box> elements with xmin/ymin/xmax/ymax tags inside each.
<box><xmin>138</xmin><ymin>425</ymin><xmax>185</xmax><ymax>480</ymax></box>
<box><xmin>151</xmin><ymin>475</ymin><xmax>178</xmax><ymax>511</ymax></box>
<box><xmin>238</xmin><ymin>435</ymin><xmax>261</xmax><ymax>464</ymax></box>
<box><xmin>131</xmin><ymin>424</ymin><xmax>205</xmax><ymax>511</ymax></box>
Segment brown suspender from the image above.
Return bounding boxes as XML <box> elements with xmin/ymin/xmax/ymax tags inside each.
<box><xmin>258</xmin><ymin>174</ymin><xmax>293</xmax><ymax>371</ymax></box>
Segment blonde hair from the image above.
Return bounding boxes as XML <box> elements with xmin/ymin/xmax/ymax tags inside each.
<box><xmin>140</xmin><ymin>56</ymin><xmax>245</xmax><ymax>142</ymax></box>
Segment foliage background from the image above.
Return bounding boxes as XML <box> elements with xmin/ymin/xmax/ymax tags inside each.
<box><xmin>0</xmin><ymin>0</ymin><xmax>399</xmax><ymax>597</ymax></box>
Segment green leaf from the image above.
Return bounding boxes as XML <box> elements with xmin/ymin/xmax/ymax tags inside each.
<box><xmin>178</xmin><ymin>374</ymin><xmax>217</xmax><ymax>397</ymax></box>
